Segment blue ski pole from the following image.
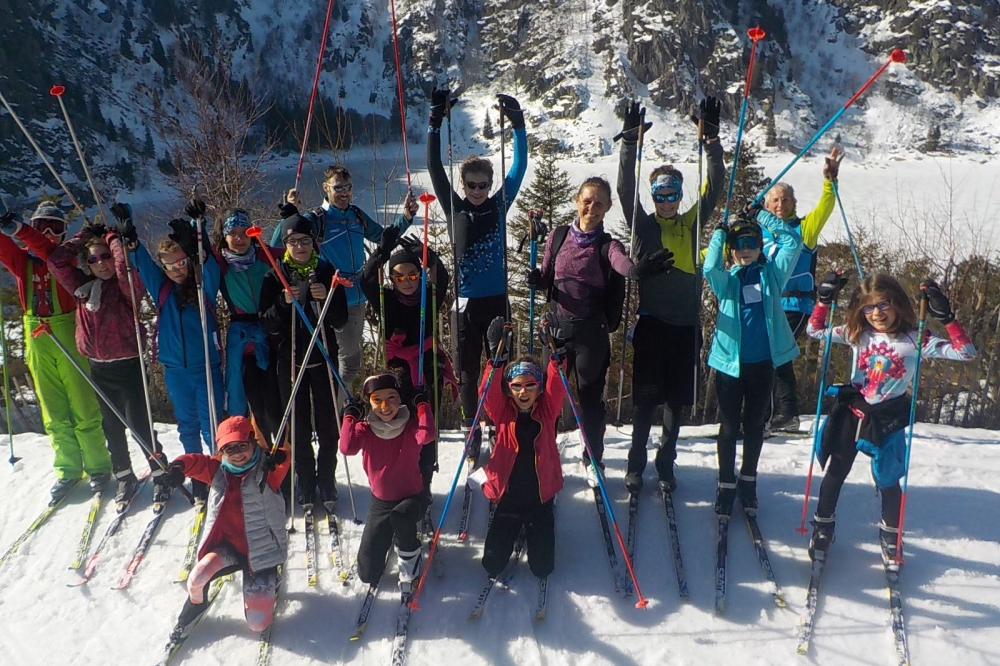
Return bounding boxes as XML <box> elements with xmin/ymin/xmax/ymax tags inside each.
<box><xmin>831</xmin><ymin>180</ymin><xmax>864</xmax><ymax>280</ymax></box>
<box><xmin>720</xmin><ymin>27</ymin><xmax>766</xmax><ymax>223</ymax></box>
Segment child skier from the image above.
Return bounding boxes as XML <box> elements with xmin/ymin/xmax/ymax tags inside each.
<box><xmin>162</xmin><ymin>415</ymin><xmax>289</xmax><ymax>641</ymax></box>
<box><xmin>805</xmin><ymin>273</ymin><xmax>975</xmax><ymax>561</ymax></box>
<box><xmin>120</xmin><ymin>200</ymin><xmax>223</xmax><ymax>501</ymax></box>
<box><xmin>47</xmin><ymin>208</ymin><xmax>169</xmax><ymax>505</ymax></box>
<box><xmin>702</xmin><ymin>209</ymin><xmax>803</xmax><ymax>516</ymax></box>
<box><xmin>0</xmin><ymin>203</ymin><xmax>111</xmax><ymax>502</ymax></box>
<box><xmin>479</xmin><ymin>314</ymin><xmax>566</xmax><ymax>583</ymax></box>
<box><xmin>426</xmin><ymin>89</ymin><xmax>528</xmax><ymax>462</ymax></box>
<box><xmin>340</xmin><ymin>372</ymin><xmax>436</xmax><ymax>593</ymax></box>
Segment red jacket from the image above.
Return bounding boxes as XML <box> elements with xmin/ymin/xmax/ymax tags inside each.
<box><xmin>480</xmin><ymin>357</ymin><xmax>566</xmax><ymax>504</ymax></box>
<box><xmin>47</xmin><ymin>233</ymin><xmax>146</xmax><ymax>361</ymax></box>
<box><xmin>340</xmin><ymin>402</ymin><xmax>436</xmax><ymax>502</ymax></box>
<box><xmin>0</xmin><ymin>224</ymin><xmax>77</xmax><ymax>316</ymax></box>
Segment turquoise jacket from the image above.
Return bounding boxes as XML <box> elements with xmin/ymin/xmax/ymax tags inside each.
<box><xmin>703</xmin><ymin>210</ymin><xmax>804</xmax><ymax>378</ymax></box>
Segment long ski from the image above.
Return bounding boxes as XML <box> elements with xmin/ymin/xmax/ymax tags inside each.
<box><xmin>156</xmin><ymin>577</ymin><xmax>227</xmax><ymax>666</ymax></box>
<box><xmin>593</xmin><ymin>488</ymin><xmax>628</xmax><ymax>597</ymax></box>
<box><xmin>69</xmin><ymin>489</ymin><xmax>106</xmax><ymax>569</ymax></box>
<box><xmin>468</xmin><ymin>575</ymin><xmax>498</xmax><ymax>620</ymax></box>
<box><xmin>254</xmin><ymin>571</ymin><xmax>283</xmax><ymax>666</ymax></box>
<box><xmin>457</xmin><ymin>480</ymin><xmax>473</xmax><ymax>541</ymax></box>
<box><xmin>533</xmin><ymin>576</ymin><xmax>548</xmax><ymax>624</ymax></box>
<box><xmin>0</xmin><ymin>482</ymin><xmax>78</xmax><ymax>571</ymax></box>
<box><xmin>114</xmin><ymin>499</ymin><xmax>168</xmax><ymax>590</ymax></box>
<box><xmin>389</xmin><ymin>592</ymin><xmax>414</xmax><ymax>666</ymax></box>
<box><xmin>326</xmin><ymin>503</ymin><xmax>350</xmax><ymax>584</ymax></box>
<box><xmin>795</xmin><ymin>555</ymin><xmax>827</xmax><ymax>655</ymax></box>
<box><xmin>625</xmin><ymin>491</ymin><xmax>639</xmax><ymax>562</ymax></box>
<box><xmin>69</xmin><ymin>478</ymin><xmax>150</xmax><ymax>585</ymax></box>
<box><xmin>883</xmin><ymin>553</ymin><xmax>910</xmax><ymax>666</ymax></box>
<box><xmin>714</xmin><ymin>516</ymin><xmax>729</xmax><ymax>615</ymax></box>
<box><xmin>177</xmin><ymin>500</ymin><xmax>207</xmax><ymax>582</ymax></box>
<box><xmin>349</xmin><ymin>583</ymin><xmax>379</xmax><ymax>641</ymax></box>
<box><xmin>662</xmin><ymin>491</ymin><xmax>689</xmax><ymax>599</ymax></box>
<box><xmin>744</xmin><ymin>510</ymin><xmax>786</xmax><ymax>607</ymax></box>
<box><xmin>304</xmin><ymin>505</ymin><xmax>318</xmax><ymax>586</ymax></box>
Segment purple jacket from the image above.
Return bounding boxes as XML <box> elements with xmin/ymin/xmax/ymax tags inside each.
<box><xmin>48</xmin><ymin>233</ymin><xmax>147</xmax><ymax>362</ymax></box>
<box><xmin>540</xmin><ymin>221</ymin><xmax>633</xmax><ymax>320</ymax></box>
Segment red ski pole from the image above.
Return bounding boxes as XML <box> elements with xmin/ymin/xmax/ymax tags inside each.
<box><xmin>293</xmin><ymin>0</ymin><xmax>337</xmax><ymax>192</ymax></box>
<box><xmin>388</xmin><ymin>0</ymin><xmax>412</xmax><ymax>188</ymax></box>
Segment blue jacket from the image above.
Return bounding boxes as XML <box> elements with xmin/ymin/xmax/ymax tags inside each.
<box><xmin>270</xmin><ymin>205</ymin><xmax>412</xmax><ymax>307</ymax></box>
<box><xmin>703</xmin><ymin>210</ymin><xmax>803</xmax><ymax>378</ymax></box>
<box><xmin>132</xmin><ymin>242</ymin><xmax>222</xmax><ymax>369</ymax></box>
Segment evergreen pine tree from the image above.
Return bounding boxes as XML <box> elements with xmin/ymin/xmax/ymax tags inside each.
<box><xmin>482</xmin><ymin>112</ymin><xmax>495</xmax><ymax>140</ymax></box>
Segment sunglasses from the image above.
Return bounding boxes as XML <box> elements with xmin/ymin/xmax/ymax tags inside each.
<box><xmin>464</xmin><ymin>181</ymin><xmax>491</xmax><ymax>191</ymax></box>
<box><xmin>862</xmin><ymin>301</ymin><xmax>892</xmax><ymax>315</ymax></box>
<box><xmin>509</xmin><ymin>382</ymin><xmax>539</xmax><ymax>393</ymax></box>
<box><xmin>162</xmin><ymin>257</ymin><xmax>189</xmax><ymax>271</ymax></box>
<box><xmin>285</xmin><ymin>237</ymin><xmax>313</xmax><ymax>248</ymax></box>
<box><xmin>731</xmin><ymin>236</ymin><xmax>760</xmax><ymax>251</ymax></box>
<box><xmin>329</xmin><ymin>183</ymin><xmax>353</xmax><ymax>193</ymax></box>
<box><xmin>652</xmin><ymin>191</ymin><xmax>682</xmax><ymax>204</ymax></box>
<box><xmin>391</xmin><ymin>272</ymin><xmax>420</xmax><ymax>284</ymax></box>
<box><xmin>221</xmin><ymin>441</ymin><xmax>252</xmax><ymax>456</ymax></box>
<box><xmin>87</xmin><ymin>252</ymin><xmax>113</xmax><ymax>265</ymax></box>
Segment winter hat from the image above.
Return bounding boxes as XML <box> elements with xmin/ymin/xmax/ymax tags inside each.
<box><xmin>222</xmin><ymin>209</ymin><xmax>251</xmax><ymax>235</ymax></box>
<box><xmin>727</xmin><ymin>217</ymin><xmax>762</xmax><ymax>245</ymax></box>
<box><xmin>279</xmin><ymin>212</ymin><xmax>317</xmax><ymax>244</ymax></box>
<box><xmin>216</xmin><ymin>415</ymin><xmax>255</xmax><ymax>448</ymax></box>
<box><xmin>388</xmin><ymin>247</ymin><xmax>421</xmax><ymax>273</ymax></box>
<box><xmin>30</xmin><ymin>202</ymin><xmax>67</xmax><ymax>224</ymax></box>
<box><xmin>505</xmin><ymin>360</ymin><xmax>543</xmax><ymax>384</ymax></box>
<box><xmin>362</xmin><ymin>372</ymin><xmax>402</xmax><ymax>399</ymax></box>
<box><xmin>650</xmin><ymin>169</ymin><xmax>683</xmax><ymax>195</ymax></box>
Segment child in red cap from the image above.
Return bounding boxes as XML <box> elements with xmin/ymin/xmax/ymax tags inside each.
<box><xmin>340</xmin><ymin>372</ymin><xmax>436</xmax><ymax>594</ymax></box>
<box><xmin>162</xmin><ymin>415</ymin><xmax>289</xmax><ymax>641</ymax></box>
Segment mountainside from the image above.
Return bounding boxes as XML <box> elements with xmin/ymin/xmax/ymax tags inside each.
<box><xmin>1</xmin><ymin>0</ymin><xmax>998</xmax><ymax>203</ymax></box>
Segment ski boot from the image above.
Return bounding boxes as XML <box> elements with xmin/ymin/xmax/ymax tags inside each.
<box><xmin>49</xmin><ymin>478</ymin><xmax>80</xmax><ymax>505</ymax></box>
<box><xmin>88</xmin><ymin>472</ymin><xmax>111</xmax><ymax>493</ymax></box>
<box><xmin>464</xmin><ymin>419</ymin><xmax>483</xmax><ymax>467</ymax></box>
<box><xmin>770</xmin><ymin>413</ymin><xmax>800</xmax><ymax>433</ymax></box>
<box><xmin>714</xmin><ymin>481</ymin><xmax>738</xmax><ymax>517</ymax></box>
<box><xmin>583</xmin><ymin>459</ymin><xmax>605</xmax><ymax>489</ymax></box>
<box><xmin>396</xmin><ymin>546</ymin><xmax>422</xmax><ymax>596</ymax></box>
<box><xmin>737</xmin><ymin>474</ymin><xmax>758</xmax><ymax>513</ymax></box>
<box><xmin>623</xmin><ymin>471</ymin><xmax>643</xmax><ymax>494</ymax></box>
<box><xmin>319</xmin><ymin>484</ymin><xmax>339</xmax><ymax>506</ymax></box>
<box><xmin>808</xmin><ymin>515</ymin><xmax>836</xmax><ymax>561</ymax></box>
<box><xmin>152</xmin><ymin>476</ymin><xmax>172</xmax><ymax>505</ymax></box>
<box><xmin>114</xmin><ymin>469</ymin><xmax>140</xmax><ymax>505</ymax></box>
<box><xmin>192</xmin><ymin>479</ymin><xmax>209</xmax><ymax>504</ymax></box>
<box><xmin>879</xmin><ymin>522</ymin><xmax>902</xmax><ymax>563</ymax></box>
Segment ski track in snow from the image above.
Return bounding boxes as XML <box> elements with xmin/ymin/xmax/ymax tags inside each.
<box><xmin>0</xmin><ymin>422</ymin><xmax>998</xmax><ymax>665</ymax></box>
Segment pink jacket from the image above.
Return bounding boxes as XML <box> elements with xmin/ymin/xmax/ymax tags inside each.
<box><xmin>340</xmin><ymin>402</ymin><xmax>436</xmax><ymax>501</ymax></box>
<box><xmin>47</xmin><ymin>232</ymin><xmax>146</xmax><ymax>361</ymax></box>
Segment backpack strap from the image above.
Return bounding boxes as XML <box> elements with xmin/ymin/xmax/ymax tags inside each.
<box><xmin>545</xmin><ymin>225</ymin><xmax>570</xmax><ymax>303</ymax></box>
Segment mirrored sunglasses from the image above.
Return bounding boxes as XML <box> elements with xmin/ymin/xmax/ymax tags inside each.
<box><xmin>162</xmin><ymin>257</ymin><xmax>189</xmax><ymax>271</ymax></box>
<box><xmin>330</xmin><ymin>183</ymin><xmax>353</xmax><ymax>193</ymax></box>
<box><xmin>509</xmin><ymin>382</ymin><xmax>539</xmax><ymax>393</ymax></box>
<box><xmin>732</xmin><ymin>236</ymin><xmax>760</xmax><ymax>251</ymax></box>
<box><xmin>652</xmin><ymin>191</ymin><xmax>682</xmax><ymax>204</ymax></box>
<box><xmin>391</xmin><ymin>273</ymin><xmax>420</xmax><ymax>284</ymax></box>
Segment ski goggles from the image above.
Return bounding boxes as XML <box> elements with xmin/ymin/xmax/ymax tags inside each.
<box><xmin>86</xmin><ymin>251</ymin><xmax>113</xmax><ymax>264</ymax></box>
<box><xmin>391</xmin><ymin>272</ymin><xmax>420</xmax><ymax>284</ymax></box>
<box><xmin>506</xmin><ymin>361</ymin><xmax>542</xmax><ymax>383</ymax></box>
<box><xmin>730</xmin><ymin>236</ymin><xmax>760</xmax><ymax>251</ymax></box>
<box><xmin>34</xmin><ymin>219</ymin><xmax>66</xmax><ymax>236</ymax></box>
<box><xmin>162</xmin><ymin>257</ymin><xmax>190</xmax><ymax>271</ymax></box>
<box><xmin>862</xmin><ymin>301</ymin><xmax>892</xmax><ymax>315</ymax></box>
<box><xmin>220</xmin><ymin>441</ymin><xmax>252</xmax><ymax>456</ymax></box>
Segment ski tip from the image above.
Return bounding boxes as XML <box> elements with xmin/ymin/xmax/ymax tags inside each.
<box><xmin>458</xmin><ymin>532</ymin><xmax>468</xmax><ymax>541</ymax></box>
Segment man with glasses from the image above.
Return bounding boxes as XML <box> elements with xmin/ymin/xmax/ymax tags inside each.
<box><xmin>426</xmin><ymin>90</ymin><xmax>528</xmax><ymax>463</ymax></box>
<box><xmin>761</xmin><ymin>145</ymin><xmax>843</xmax><ymax>434</ymax></box>
<box><xmin>616</xmin><ymin>97</ymin><xmax>725</xmax><ymax>494</ymax></box>
<box><xmin>283</xmin><ymin>166</ymin><xmax>416</xmax><ymax>390</ymax></box>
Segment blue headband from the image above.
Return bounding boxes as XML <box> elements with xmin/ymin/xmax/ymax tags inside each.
<box><xmin>506</xmin><ymin>361</ymin><xmax>542</xmax><ymax>383</ymax></box>
<box><xmin>223</xmin><ymin>210</ymin><xmax>251</xmax><ymax>235</ymax></box>
<box><xmin>651</xmin><ymin>173</ymin><xmax>683</xmax><ymax>195</ymax></box>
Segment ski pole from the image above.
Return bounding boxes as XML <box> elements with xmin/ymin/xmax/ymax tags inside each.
<box><xmin>526</xmin><ymin>209</ymin><xmax>544</xmax><ymax>356</ymax></box>
<box><xmin>755</xmin><ymin>49</ymin><xmax>906</xmax><ymax>204</ymax></box>
<box><xmin>51</xmin><ymin>85</ymin><xmax>108</xmax><ymax>226</ymax></box>
<box><xmin>692</xmin><ymin>106</ymin><xmax>705</xmax><ymax>411</ymax></box>
<box><xmin>498</xmin><ymin>99</ymin><xmax>510</xmax><ymax>319</ymax></box>
<box><xmin>378</xmin><ymin>265</ymin><xmax>387</xmax><ymax>366</ymax></box>
<box><xmin>246</xmin><ymin>226</ymin><xmax>351</xmax><ymax>393</ymax></box>
<box><xmin>895</xmin><ymin>292</ymin><xmax>928</xmax><ymax>564</ymax></box>
<box><xmin>288</xmin><ymin>298</ymin><xmax>297</xmax><ymax>530</ymax></box>
<box><xmin>29</xmin><ymin>322</ymin><xmax>194</xmax><ymax>504</ymax></box>
<box><xmin>293</xmin><ymin>0</ymin><xmax>337</xmax><ymax>192</ymax></box>
<box><xmin>548</xmin><ymin>337</ymin><xmax>648</xmax><ymax>608</ymax></box>
<box><xmin>431</xmin><ymin>282</ymin><xmax>440</xmax><ymax>434</ymax></box>
<box><xmin>388</xmin><ymin>0</ymin><xmax>412</xmax><ymax>188</ymax></box>
<box><xmin>615</xmin><ymin>108</ymin><xmax>646</xmax><ymax>424</ymax></box>
<box><xmin>720</xmin><ymin>27</ymin><xmax>766</xmax><ymax>223</ymax></box>
<box><xmin>0</xmin><ymin>85</ymin><xmax>87</xmax><ymax>216</ymax></box>
<box><xmin>0</xmin><ymin>288</ymin><xmax>17</xmax><ymax>464</ymax></box>
<box><xmin>831</xmin><ymin>181</ymin><xmax>864</xmax><ymax>280</ymax></box>
<box><xmin>796</xmin><ymin>298</ymin><xmax>838</xmax><ymax>534</ymax></box>
<box><xmin>190</xmin><ymin>215</ymin><xmax>219</xmax><ymax>445</ymax></box>
<box><xmin>416</xmin><ymin>193</ymin><xmax>436</xmax><ymax>387</ymax></box>
<box><xmin>445</xmin><ymin>94</ymin><xmax>462</xmax><ymax>376</ymax></box>
<box><xmin>409</xmin><ymin>331</ymin><xmax>509</xmax><ymax>611</ymax></box>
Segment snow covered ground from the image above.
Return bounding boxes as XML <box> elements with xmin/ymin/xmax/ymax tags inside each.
<box><xmin>1</xmin><ymin>420</ymin><xmax>997</xmax><ymax>665</ymax></box>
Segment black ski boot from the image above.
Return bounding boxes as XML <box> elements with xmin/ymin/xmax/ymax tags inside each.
<box><xmin>464</xmin><ymin>420</ymin><xmax>483</xmax><ymax>467</ymax></box>
<box><xmin>114</xmin><ymin>470</ymin><xmax>140</xmax><ymax>505</ymax></box>
<box><xmin>737</xmin><ymin>474</ymin><xmax>758</xmax><ymax>513</ymax></box>
<box><xmin>808</xmin><ymin>515</ymin><xmax>836</xmax><ymax>561</ymax></box>
<box><xmin>879</xmin><ymin>522</ymin><xmax>902</xmax><ymax>562</ymax></box>
<box><xmin>88</xmin><ymin>472</ymin><xmax>111</xmax><ymax>493</ymax></box>
<box><xmin>152</xmin><ymin>475</ymin><xmax>172</xmax><ymax>505</ymax></box>
<box><xmin>319</xmin><ymin>484</ymin><xmax>339</xmax><ymax>506</ymax></box>
<box><xmin>623</xmin><ymin>471</ymin><xmax>643</xmax><ymax>494</ymax></box>
<box><xmin>49</xmin><ymin>478</ymin><xmax>80</xmax><ymax>505</ymax></box>
<box><xmin>714</xmin><ymin>482</ymin><xmax>737</xmax><ymax>517</ymax></box>
<box><xmin>192</xmin><ymin>479</ymin><xmax>209</xmax><ymax>503</ymax></box>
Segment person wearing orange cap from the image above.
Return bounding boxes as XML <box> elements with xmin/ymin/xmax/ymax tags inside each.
<box><xmin>161</xmin><ymin>415</ymin><xmax>289</xmax><ymax>640</ymax></box>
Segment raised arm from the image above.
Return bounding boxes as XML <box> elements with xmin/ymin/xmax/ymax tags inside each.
<box><xmin>47</xmin><ymin>233</ymin><xmax>88</xmax><ymax>294</ymax></box>
<box><xmin>130</xmin><ymin>241</ymin><xmax>165</xmax><ymax>300</ymax></box>
<box><xmin>755</xmin><ymin>209</ymin><xmax>803</xmax><ymax>286</ymax></box>
<box><xmin>702</xmin><ymin>227</ymin><xmax>730</xmax><ymax>298</ymax></box>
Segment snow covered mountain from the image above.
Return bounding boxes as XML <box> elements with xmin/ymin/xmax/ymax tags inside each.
<box><xmin>1</xmin><ymin>0</ymin><xmax>998</xmax><ymax>202</ymax></box>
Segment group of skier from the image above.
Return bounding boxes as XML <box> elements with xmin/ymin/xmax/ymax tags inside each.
<box><xmin>0</xmin><ymin>87</ymin><xmax>977</xmax><ymax>652</ymax></box>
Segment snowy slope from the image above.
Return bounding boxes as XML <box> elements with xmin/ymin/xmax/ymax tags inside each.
<box><xmin>1</xmin><ymin>420</ymin><xmax>998</xmax><ymax>665</ymax></box>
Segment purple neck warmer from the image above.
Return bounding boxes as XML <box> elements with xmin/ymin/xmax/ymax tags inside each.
<box><xmin>570</xmin><ymin>219</ymin><xmax>602</xmax><ymax>248</ymax></box>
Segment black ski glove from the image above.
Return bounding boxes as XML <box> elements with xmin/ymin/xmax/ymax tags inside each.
<box><xmin>184</xmin><ymin>198</ymin><xmax>207</xmax><ymax>221</ymax></box>
<box><xmin>692</xmin><ymin>96</ymin><xmax>722</xmax><ymax>141</ymax></box>
<box><xmin>164</xmin><ymin>461</ymin><xmax>187</xmax><ymax>488</ymax></box>
<box><xmin>412</xmin><ymin>386</ymin><xmax>429</xmax><ymax>406</ymax></box>
<box><xmin>497</xmin><ymin>94</ymin><xmax>525</xmax><ymax>130</ymax></box>
<box><xmin>343</xmin><ymin>396</ymin><xmax>366</xmax><ymax>420</ymax></box>
<box><xmin>376</xmin><ymin>224</ymin><xmax>402</xmax><ymax>261</ymax></box>
<box><xmin>628</xmin><ymin>248</ymin><xmax>674</xmax><ymax>280</ymax></box>
<box><xmin>0</xmin><ymin>211</ymin><xmax>18</xmax><ymax>236</ymax></box>
<box><xmin>817</xmin><ymin>270</ymin><xmax>849</xmax><ymax>305</ymax></box>
<box><xmin>618</xmin><ymin>99</ymin><xmax>652</xmax><ymax>143</ymax></box>
<box><xmin>278</xmin><ymin>202</ymin><xmax>299</xmax><ymax>219</ymax></box>
<box><xmin>261</xmin><ymin>449</ymin><xmax>287</xmax><ymax>473</ymax></box>
<box><xmin>110</xmin><ymin>202</ymin><xmax>136</xmax><ymax>244</ymax></box>
<box><xmin>168</xmin><ymin>219</ymin><xmax>199</xmax><ymax>259</ymax></box>
<box><xmin>486</xmin><ymin>316</ymin><xmax>513</xmax><ymax>365</ymax></box>
<box><xmin>920</xmin><ymin>279</ymin><xmax>954</xmax><ymax>324</ymax></box>
<box><xmin>429</xmin><ymin>88</ymin><xmax>459</xmax><ymax>129</ymax></box>
<box><xmin>539</xmin><ymin>311</ymin><xmax>567</xmax><ymax>357</ymax></box>
<box><xmin>526</xmin><ymin>268</ymin><xmax>550</xmax><ymax>290</ymax></box>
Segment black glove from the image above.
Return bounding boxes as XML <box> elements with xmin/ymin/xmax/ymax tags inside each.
<box><xmin>526</xmin><ymin>268</ymin><xmax>550</xmax><ymax>290</ymax></box>
<box><xmin>343</xmin><ymin>396</ymin><xmax>366</xmax><ymax>420</ymax></box>
<box><xmin>528</xmin><ymin>214</ymin><xmax>548</xmax><ymax>243</ymax></box>
<box><xmin>619</xmin><ymin>99</ymin><xmax>653</xmax><ymax>143</ymax></box>
<box><xmin>377</xmin><ymin>224</ymin><xmax>402</xmax><ymax>260</ymax></box>
<box><xmin>262</xmin><ymin>449</ymin><xmax>287</xmax><ymax>472</ymax></box>
<box><xmin>412</xmin><ymin>386</ymin><xmax>429</xmax><ymax>406</ymax></box>
<box><xmin>741</xmin><ymin>200</ymin><xmax>764</xmax><ymax>221</ymax></box>
<box><xmin>629</xmin><ymin>248</ymin><xmax>674</xmax><ymax>280</ymax></box>
<box><xmin>920</xmin><ymin>279</ymin><xmax>954</xmax><ymax>324</ymax></box>
<box><xmin>164</xmin><ymin>461</ymin><xmax>186</xmax><ymax>488</ymax></box>
<box><xmin>110</xmin><ymin>202</ymin><xmax>133</xmax><ymax>227</ymax></box>
<box><xmin>184</xmin><ymin>198</ymin><xmax>207</xmax><ymax>220</ymax></box>
<box><xmin>429</xmin><ymin>88</ymin><xmax>459</xmax><ymax>129</ymax></box>
<box><xmin>397</xmin><ymin>234</ymin><xmax>422</xmax><ymax>257</ymax></box>
<box><xmin>278</xmin><ymin>202</ymin><xmax>299</xmax><ymax>219</ymax></box>
<box><xmin>692</xmin><ymin>96</ymin><xmax>722</xmax><ymax>140</ymax></box>
<box><xmin>539</xmin><ymin>312</ymin><xmax>567</xmax><ymax>357</ymax></box>
<box><xmin>817</xmin><ymin>271</ymin><xmax>849</xmax><ymax>305</ymax></box>
<box><xmin>486</xmin><ymin>316</ymin><xmax>513</xmax><ymax>365</ymax></box>
<box><xmin>714</xmin><ymin>219</ymin><xmax>730</xmax><ymax>236</ymax></box>
<box><xmin>168</xmin><ymin>218</ymin><xmax>199</xmax><ymax>259</ymax></box>
<box><xmin>497</xmin><ymin>94</ymin><xmax>525</xmax><ymax>130</ymax></box>
<box><xmin>0</xmin><ymin>211</ymin><xmax>18</xmax><ymax>236</ymax></box>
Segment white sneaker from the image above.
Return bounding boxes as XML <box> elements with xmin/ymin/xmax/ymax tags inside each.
<box><xmin>583</xmin><ymin>460</ymin><xmax>605</xmax><ymax>489</ymax></box>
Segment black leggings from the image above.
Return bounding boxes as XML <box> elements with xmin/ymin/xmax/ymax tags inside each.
<box><xmin>715</xmin><ymin>361</ymin><xmax>773</xmax><ymax>483</ymax></box>
<box><xmin>277</xmin><ymin>358</ymin><xmax>339</xmax><ymax>497</ymax></box>
<box><xmin>457</xmin><ymin>295</ymin><xmax>509</xmax><ymax>420</ymax></box>
<box><xmin>90</xmin><ymin>357</ymin><xmax>160</xmax><ymax>475</ymax></box>
<box><xmin>357</xmin><ymin>494</ymin><xmax>426</xmax><ymax>586</ymax></box>
<box><xmin>770</xmin><ymin>311</ymin><xmax>809</xmax><ymax>419</ymax></box>
<box><xmin>482</xmin><ymin>497</ymin><xmax>555</xmax><ymax>578</ymax></box>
